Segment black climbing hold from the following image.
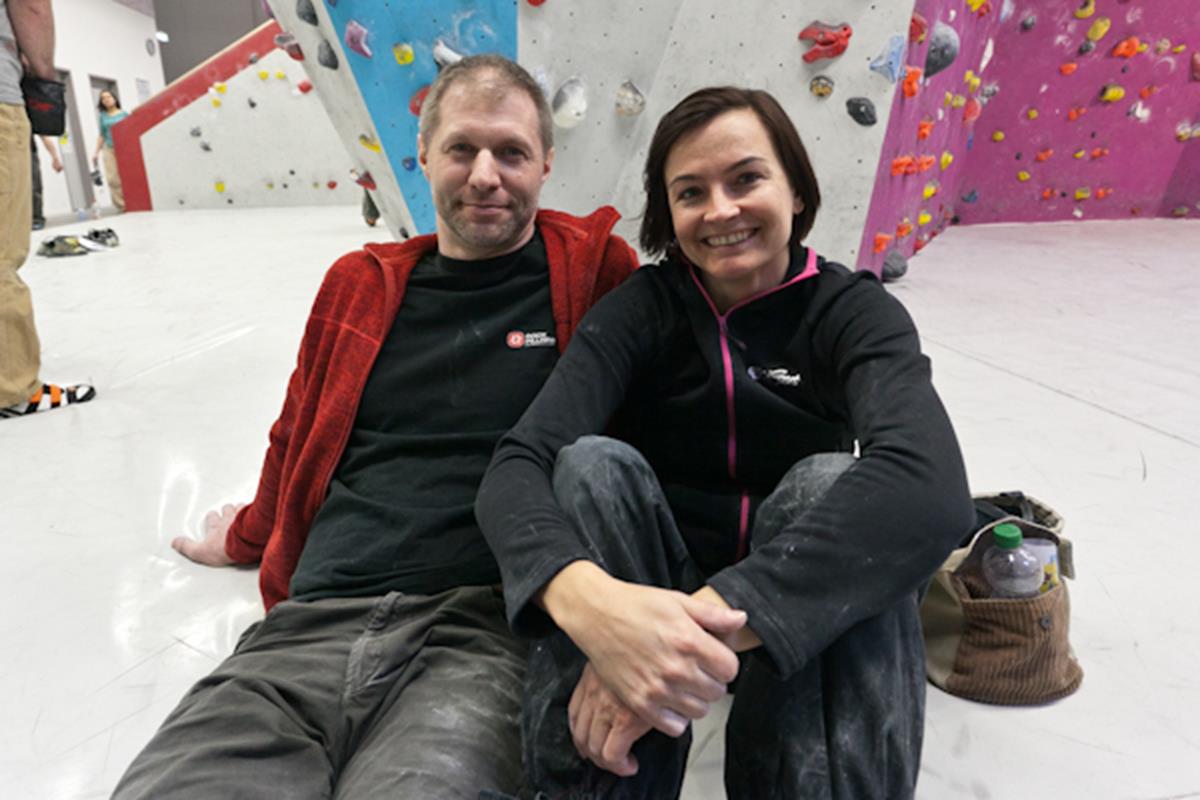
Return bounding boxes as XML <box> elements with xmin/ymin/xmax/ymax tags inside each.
<box><xmin>200</xmin><ymin>141</ymin><xmax>212</xmax><ymax>152</ymax></box>
<box><xmin>297</xmin><ymin>0</ymin><xmax>318</xmax><ymax>25</ymax></box>
<box><xmin>1015</xmin><ymin>152</ymin><xmax>1022</xmax><ymax>160</ymax></box>
<box><xmin>1078</xmin><ymin>40</ymin><xmax>1095</xmax><ymax>55</ymax></box>
<box><xmin>881</xmin><ymin>251</ymin><xmax>908</xmax><ymax>282</ymax></box>
<box><xmin>282</xmin><ymin>183</ymin><xmax>289</xmax><ymax>189</ymax></box>
<box><xmin>248</xmin><ymin>98</ymin><xmax>258</xmax><ymax>108</ymax></box>
<box><xmin>227</xmin><ymin>198</ymin><xmax>234</xmax><ymax>204</ymax></box>
<box><xmin>248</xmin><ymin>52</ymin><xmax>259</xmax><ymax>64</ymax></box>
<box><xmin>318</xmin><ymin>39</ymin><xmax>339</xmax><ymax>70</ymax></box>
<box><xmin>1021</xmin><ymin>14</ymin><xmax>1036</xmax><ymax>31</ymax></box>
<box><xmin>289</xmin><ymin>169</ymin><xmax>296</xmax><ymax>175</ymax></box>
<box><xmin>400</xmin><ymin>227</ymin><xmax>410</xmax><ymax>239</ymax></box>
<box><xmin>846</xmin><ymin>97</ymin><xmax>877</xmax><ymax>126</ymax></box>
<box><xmin>962</xmin><ymin>189</ymin><xmax>979</xmax><ymax>203</ymax></box>
<box><xmin>190</xmin><ymin>126</ymin><xmax>201</xmax><ymax>137</ymax></box>
<box><xmin>925</xmin><ymin>21</ymin><xmax>961</xmax><ymax>78</ymax></box>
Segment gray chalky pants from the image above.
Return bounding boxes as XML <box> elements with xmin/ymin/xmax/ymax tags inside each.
<box><xmin>523</xmin><ymin>436</ymin><xmax>925</xmax><ymax>800</ymax></box>
<box><xmin>112</xmin><ymin>585</ymin><xmax>526</xmax><ymax>799</ymax></box>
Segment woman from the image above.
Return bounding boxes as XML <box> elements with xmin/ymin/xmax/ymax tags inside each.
<box><xmin>476</xmin><ymin>87</ymin><xmax>974</xmax><ymax>799</ymax></box>
<box><xmin>92</xmin><ymin>90</ymin><xmax>128</xmax><ymax>212</ymax></box>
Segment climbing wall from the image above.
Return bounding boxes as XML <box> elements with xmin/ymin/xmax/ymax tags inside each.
<box><xmin>860</xmin><ymin>0</ymin><xmax>1200</xmax><ymax>273</ymax></box>
<box><xmin>265</xmin><ymin>0</ymin><xmax>917</xmax><ymax>262</ymax></box>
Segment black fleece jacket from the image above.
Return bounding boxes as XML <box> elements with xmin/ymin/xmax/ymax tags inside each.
<box><xmin>475</xmin><ymin>247</ymin><xmax>974</xmax><ymax>678</ymax></box>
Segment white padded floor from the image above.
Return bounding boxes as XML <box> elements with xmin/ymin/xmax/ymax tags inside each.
<box><xmin>1</xmin><ymin>208</ymin><xmax>1197</xmax><ymax>799</ymax></box>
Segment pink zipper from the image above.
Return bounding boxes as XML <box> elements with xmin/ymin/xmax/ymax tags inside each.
<box><xmin>687</xmin><ymin>248</ymin><xmax>819</xmax><ymax>560</ymax></box>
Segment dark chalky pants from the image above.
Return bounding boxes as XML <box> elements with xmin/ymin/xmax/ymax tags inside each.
<box><xmin>112</xmin><ymin>585</ymin><xmax>526</xmax><ymax>799</ymax></box>
<box><xmin>524</xmin><ymin>436</ymin><xmax>925</xmax><ymax>800</ymax></box>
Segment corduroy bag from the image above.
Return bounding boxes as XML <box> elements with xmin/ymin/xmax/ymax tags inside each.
<box><xmin>921</xmin><ymin>493</ymin><xmax>1083</xmax><ymax>705</ymax></box>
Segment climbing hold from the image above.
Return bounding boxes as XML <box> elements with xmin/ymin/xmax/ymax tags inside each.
<box><xmin>1100</xmin><ymin>84</ymin><xmax>1125</xmax><ymax>103</ymax></box>
<box><xmin>1174</xmin><ymin>44</ymin><xmax>1188</xmax><ymax>54</ymax></box>
<box><xmin>981</xmin><ymin>82</ymin><xmax>1000</xmax><ymax>100</ymax></box>
<box><xmin>265</xmin><ymin>181</ymin><xmax>274</xmax><ymax>190</ymax></box>
<box><xmin>909</xmin><ymin>12</ymin><xmax>928</xmax><ymax>43</ymax></box>
<box><xmin>1035</xmin><ymin>148</ymin><xmax>1053</xmax><ymax>162</ymax></box>
<box><xmin>211</xmin><ymin>98</ymin><xmax>221</xmax><ymax>108</ymax></box>
<box><xmin>962</xmin><ymin>96</ymin><xmax>982</xmax><ymax>123</ymax></box>
<box><xmin>358</xmin><ymin>133</ymin><xmax>382</xmax><ymax>153</ymax></box>
<box><xmin>902</xmin><ymin>67</ymin><xmax>922</xmax><ymax>99</ymax></box>
<box><xmin>1074</xmin><ymin>0</ymin><xmax>1095</xmax><ymax>20</ymax></box>
<box><xmin>1139</xmin><ymin>85</ymin><xmax>1158</xmax><ymax>99</ymax></box>
<box><xmin>248</xmin><ymin>98</ymin><xmax>257</xmax><ymax>109</ymax></box>
<box><xmin>401</xmin><ymin>157</ymin><xmax>416</xmax><ymax>171</ymax></box>
<box><xmin>922</xmin><ymin>182</ymin><xmax>939</xmax><ymax>200</ymax></box>
<box><xmin>1171</xmin><ymin>206</ymin><xmax>1189</xmax><ymax>217</ymax></box>
<box><xmin>1128</xmin><ymin>101</ymin><xmax>1150</xmax><ymax>122</ymax></box>
<box><xmin>295</xmin><ymin>79</ymin><xmax>314</xmax><ymax>95</ymax></box>
<box><xmin>1041</xmin><ymin>188</ymin><xmax>1055</xmax><ymax>200</ymax></box>
<box><xmin>1017</xmin><ymin>170</ymin><xmax>1031</xmax><ymax>182</ymax></box>
<box><xmin>1176</xmin><ymin>123</ymin><xmax>1194</xmax><ymax>142</ymax></box>
<box><xmin>798</xmin><ymin>21</ymin><xmax>853</xmax><ymax>63</ymax></box>
<box><xmin>1090</xmin><ymin>147</ymin><xmax>1108</xmax><ymax>160</ymax></box>
<box><xmin>527</xmin><ymin>0</ymin><xmax>546</xmax><ymax>5</ymax></box>
<box><xmin>1193</xmin><ymin>52</ymin><xmax>1200</xmax><ymax>81</ymax></box>
<box><xmin>924</xmin><ymin>22</ymin><xmax>961</xmax><ymax>79</ymax></box>
<box><xmin>1095</xmin><ymin>187</ymin><xmax>1112</xmax><ymax>199</ymax></box>
<box><xmin>962</xmin><ymin>189</ymin><xmax>979</xmax><ymax>203</ymax></box>
<box><xmin>275</xmin><ymin>33</ymin><xmax>304</xmax><ymax>61</ymax></box>
<box><xmin>869</xmin><ymin>35</ymin><xmax>905</xmax><ymax>83</ymax></box>
<box><xmin>615</xmin><ymin>80</ymin><xmax>646</xmax><ymax>116</ymax></box>
<box><xmin>1155</xmin><ymin>39</ymin><xmax>1171</xmax><ymax>55</ymax></box>
<box><xmin>882</xmin><ymin>251</ymin><xmax>908</xmax><ymax>282</ymax></box>
<box><xmin>190</xmin><ymin>126</ymin><xmax>201</xmax><ymax>137</ymax></box>
<box><xmin>258</xmin><ymin>70</ymin><xmax>269</xmax><ymax>80</ymax></box>
<box><xmin>1072</xmin><ymin>148</ymin><xmax>1086</xmax><ymax>159</ymax></box>
<box><xmin>432</xmin><ymin>39</ymin><xmax>465</xmax><ymax>68</ymax></box>
<box><xmin>356</xmin><ymin>172</ymin><xmax>376</xmax><ymax>190</ymax></box>
<box><xmin>913</xmin><ymin>235</ymin><xmax>929</xmax><ymax>253</ymax></box>
<box><xmin>1067</xmin><ymin>106</ymin><xmax>1086</xmax><ymax>121</ymax></box>
<box><xmin>991</xmin><ymin>130</ymin><xmax>1005</xmax><ymax>142</ymax></box>
<box><xmin>409</xmin><ymin>85</ymin><xmax>431</xmax><ymax>116</ymax></box>
<box><xmin>940</xmin><ymin>151</ymin><xmax>954</xmax><ymax>170</ymax></box>
<box><xmin>1074</xmin><ymin>187</ymin><xmax>1091</xmax><ymax>201</ymax></box>
<box><xmin>890</xmin><ymin>155</ymin><xmax>915</xmax><ymax>176</ymax></box>
<box><xmin>200</xmin><ymin>141</ymin><xmax>211</xmax><ymax>152</ymax></box>
<box><xmin>917</xmin><ymin>118</ymin><xmax>934</xmax><ymax>140</ymax></box>
<box><xmin>1026</xmin><ymin>108</ymin><xmax>1038</xmax><ymax>120</ymax></box>
<box><xmin>1000</xmin><ymin>0</ymin><xmax>1015</xmax><ymax>22</ymax></box>
<box><xmin>1021</xmin><ymin>14</ymin><xmax>1036</xmax><ymax>31</ymax></box>
<box><xmin>951</xmin><ymin>94</ymin><xmax>968</xmax><ymax>109</ymax></box>
<box><xmin>296</xmin><ymin>0</ymin><xmax>318</xmax><ymax>25</ymax></box>
<box><xmin>393</xmin><ymin>44</ymin><xmax>415</xmax><ymax>65</ymax></box>
<box><xmin>916</xmin><ymin>155</ymin><xmax>936</xmax><ymax>172</ymax></box>
<box><xmin>966</xmin><ymin>0</ymin><xmax>987</xmax><ymax>14</ymax></box>
<box><xmin>963</xmin><ymin>70</ymin><xmax>981</xmax><ymax>93</ymax></box>
<box><xmin>214</xmin><ymin>181</ymin><xmax>225</xmax><ymax>193</ymax></box>
<box><xmin>1112</xmin><ymin>37</ymin><xmax>1140</xmax><ymax>58</ymax></box>
<box><xmin>1059</xmin><ymin>62</ymin><xmax>1078</xmax><ymax>75</ymax></box>
<box><xmin>809</xmin><ymin>75</ymin><xmax>835</xmax><ymax>98</ymax></box>
<box><xmin>248</xmin><ymin>53</ymin><xmax>259</xmax><ymax>64</ymax></box>
<box><xmin>275</xmin><ymin>70</ymin><xmax>287</xmax><ymax>80</ymax></box>
<box><xmin>896</xmin><ymin>218</ymin><xmax>914</xmax><ymax>238</ymax></box>
<box><xmin>917</xmin><ymin>210</ymin><xmax>933</xmax><ymax>226</ymax></box>
<box><xmin>327</xmin><ymin>180</ymin><xmax>337</xmax><ymax>190</ymax></box>
<box><xmin>1086</xmin><ymin>18</ymin><xmax>1111</xmax><ymax>42</ymax></box>
<box><xmin>845</xmin><ymin>97</ymin><xmax>877</xmax><ymax>126</ymax></box>
<box><xmin>552</xmin><ymin>78</ymin><xmax>588</xmax><ymax>129</ymax></box>
<box><xmin>344</xmin><ymin>20</ymin><xmax>372</xmax><ymax>58</ymax></box>
<box><xmin>318</xmin><ymin>40</ymin><xmax>339</xmax><ymax>69</ymax></box>
<box><xmin>1078</xmin><ymin>41</ymin><xmax>1095</xmax><ymax>56</ymax></box>
<box><xmin>873</xmin><ymin>233</ymin><xmax>893</xmax><ymax>254</ymax></box>
<box><xmin>214</xmin><ymin>82</ymin><xmax>227</xmax><ymax>94</ymax></box>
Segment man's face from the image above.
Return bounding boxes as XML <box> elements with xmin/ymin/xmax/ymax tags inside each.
<box><xmin>418</xmin><ymin>79</ymin><xmax>553</xmax><ymax>260</ymax></box>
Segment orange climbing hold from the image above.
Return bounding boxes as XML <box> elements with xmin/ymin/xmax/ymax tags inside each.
<box><xmin>1041</xmin><ymin>188</ymin><xmax>1055</xmax><ymax>200</ymax></box>
<box><xmin>896</xmin><ymin>219</ymin><xmax>914</xmax><ymax>238</ymax></box>
<box><xmin>891</xmin><ymin>155</ymin><xmax>916</xmax><ymax>176</ymax></box>
<box><xmin>916</xmin><ymin>155</ymin><xmax>937</xmax><ymax>172</ymax></box>
<box><xmin>1035</xmin><ymin>149</ymin><xmax>1054</xmax><ymax>162</ymax></box>
<box><xmin>1059</xmin><ymin>62</ymin><xmax>1078</xmax><ymax>75</ymax></box>
<box><xmin>1139</xmin><ymin>85</ymin><xmax>1158</xmax><ymax>99</ymax></box>
<box><xmin>917</xmin><ymin>118</ymin><xmax>935</xmax><ymax>140</ymax></box>
<box><xmin>1112</xmin><ymin>37</ymin><xmax>1140</xmax><ymax>58</ymax></box>
<box><xmin>1095</xmin><ymin>187</ymin><xmax>1113</xmax><ymax>199</ymax></box>
<box><xmin>902</xmin><ymin>67</ymin><xmax>922</xmax><ymax>99</ymax></box>
<box><xmin>1090</xmin><ymin>147</ymin><xmax>1109</xmax><ymax>160</ymax></box>
<box><xmin>873</xmin><ymin>233</ymin><xmax>894</xmax><ymax>253</ymax></box>
<box><xmin>1067</xmin><ymin>106</ymin><xmax>1087</xmax><ymax>122</ymax></box>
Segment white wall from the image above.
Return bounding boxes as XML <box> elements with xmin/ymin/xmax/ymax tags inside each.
<box><xmin>36</xmin><ymin>0</ymin><xmax>166</xmax><ymax>221</ymax></box>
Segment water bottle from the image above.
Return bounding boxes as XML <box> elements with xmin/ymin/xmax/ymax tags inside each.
<box><xmin>981</xmin><ymin>523</ymin><xmax>1042</xmax><ymax>598</ymax></box>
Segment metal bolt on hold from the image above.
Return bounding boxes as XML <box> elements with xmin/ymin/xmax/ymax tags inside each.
<box><xmin>1039</xmin><ymin>615</ymin><xmax>1053</xmax><ymax>631</ymax></box>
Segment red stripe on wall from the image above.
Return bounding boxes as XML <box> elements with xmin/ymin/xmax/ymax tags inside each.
<box><xmin>111</xmin><ymin>20</ymin><xmax>282</xmax><ymax>212</ymax></box>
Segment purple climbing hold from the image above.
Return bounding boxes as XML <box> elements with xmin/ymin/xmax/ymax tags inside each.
<box><xmin>344</xmin><ymin>20</ymin><xmax>372</xmax><ymax>58</ymax></box>
<box><xmin>402</xmin><ymin>156</ymin><xmax>417</xmax><ymax>171</ymax></box>
<box><xmin>297</xmin><ymin>0</ymin><xmax>318</xmax><ymax>26</ymax></box>
<box><xmin>318</xmin><ymin>39</ymin><xmax>339</xmax><ymax>69</ymax></box>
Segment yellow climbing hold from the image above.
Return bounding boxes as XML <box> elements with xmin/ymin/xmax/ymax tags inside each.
<box><xmin>1086</xmin><ymin>17</ymin><xmax>1111</xmax><ymax>42</ymax></box>
<box><xmin>951</xmin><ymin>94</ymin><xmax>967</xmax><ymax>109</ymax></box>
<box><xmin>940</xmin><ymin>151</ymin><xmax>954</xmax><ymax>170</ymax></box>
<box><xmin>992</xmin><ymin>130</ymin><xmax>1006</xmax><ymax>142</ymax></box>
<box><xmin>258</xmin><ymin>70</ymin><xmax>269</xmax><ymax>80</ymax></box>
<box><xmin>275</xmin><ymin>70</ymin><xmax>287</xmax><ymax>80</ymax></box>
<box><xmin>1017</xmin><ymin>170</ymin><xmax>1031</xmax><ymax>182</ymax></box>
<box><xmin>966</xmin><ymin>0</ymin><xmax>987</xmax><ymax>12</ymax></box>
<box><xmin>1074</xmin><ymin>149</ymin><xmax>1086</xmax><ymax>159</ymax></box>
<box><xmin>214</xmin><ymin>82</ymin><xmax>228</xmax><ymax>94</ymax></box>
<box><xmin>266</xmin><ymin>182</ymin><xmax>275</xmax><ymax>190</ymax></box>
<box><xmin>211</xmin><ymin>98</ymin><xmax>222</xmax><ymax>108</ymax></box>
<box><xmin>1137</xmin><ymin>41</ymin><xmax>1149</xmax><ymax>54</ymax></box>
<box><xmin>917</xmin><ymin>210</ymin><xmax>933</xmax><ymax>226</ymax></box>
<box><xmin>393</xmin><ymin>43</ymin><xmax>415</xmax><ymax>65</ymax></box>
<box><xmin>944</xmin><ymin>91</ymin><xmax>954</xmax><ymax>107</ymax></box>
<box><xmin>963</xmin><ymin>70</ymin><xmax>981</xmax><ymax>92</ymax></box>
<box><xmin>1100</xmin><ymin>84</ymin><xmax>1125</xmax><ymax>103</ymax></box>
<box><xmin>1173</xmin><ymin>44</ymin><xmax>1187</xmax><ymax>54</ymax></box>
<box><xmin>1026</xmin><ymin>108</ymin><xmax>1039</xmax><ymax>120</ymax></box>
<box><xmin>214</xmin><ymin>181</ymin><xmax>226</xmax><ymax>193</ymax></box>
<box><xmin>1074</xmin><ymin>0</ymin><xmax>1095</xmax><ymax>19</ymax></box>
<box><xmin>358</xmin><ymin>133</ymin><xmax>382</xmax><ymax>153</ymax></box>
<box><xmin>1075</xmin><ymin>187</ymin><xmax>1091</xmax><ymax>201</ymax></box>
<box><xmin>923</xmin><ymin>182</ymin><xmax>939</xmax><ymax>200</ymax></box>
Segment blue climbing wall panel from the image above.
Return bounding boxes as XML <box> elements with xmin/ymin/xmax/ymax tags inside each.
<box><xmin>321</xmin><ymin>1</ymin><xmax>517</xmax><ymax>234</ymax></box>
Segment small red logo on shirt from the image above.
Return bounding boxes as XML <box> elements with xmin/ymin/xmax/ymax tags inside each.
<box><xmin>506</xmin><ymin>331</ymin><xmax>526</xmax><ymax>349</ymax></box>
<box><xmin>506</xmin><ymin>330</ymin><xmax>556</xmax><ymax>349</ymax></box>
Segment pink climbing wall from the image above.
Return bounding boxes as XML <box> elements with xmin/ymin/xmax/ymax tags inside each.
<box><xmin>859</xmin><ymin>0</ymin><xmax>1200</xmax><ymax>273</ymax></box>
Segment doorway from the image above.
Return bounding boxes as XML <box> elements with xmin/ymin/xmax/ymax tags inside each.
<box><xmin>56</xmin><ymin>68</ymin><xmax>95</xmax><ymax>214</ymax></box>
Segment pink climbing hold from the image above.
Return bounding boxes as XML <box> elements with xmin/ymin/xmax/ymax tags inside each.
<box><xmin>344</xmin><ymin>20</ymin><xmax>373</xmax><ymax>58</ymax></box>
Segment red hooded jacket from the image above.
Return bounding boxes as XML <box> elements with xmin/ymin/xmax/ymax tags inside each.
<box><xmin>224</xmin><ymin>207</ymin><xmax>638</xmax><ymax>610</ymax></box>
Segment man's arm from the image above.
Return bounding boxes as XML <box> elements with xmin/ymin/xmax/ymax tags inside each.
<box><xmin>8</xmin><ymin>0</ymin><xmax>55</xmax><ymax>80</ymax></box>
<box><xmin>37</xmin><ymin>134</ymin><xmax>62</xmax><ymax>171</ymax></box>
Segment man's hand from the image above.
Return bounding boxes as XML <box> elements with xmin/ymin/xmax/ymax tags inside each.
<box><xmin>50</xmin><ymin>155</ymin><xmax>63</xmax><ymax>172</ymax></box>
<box><xmin>171</xmin><ymin>503</ymin><xmax>244</xmax><ymax>567</ymax></box>
<box><xmin>542</xmin><ymin>562</ymin><xmax>745</xmax><ymax>737</ymax></box>
<box><xmin>569</xmin><ymin>662</ymin><xmax>651</xmax><ymax>777</ymax></box>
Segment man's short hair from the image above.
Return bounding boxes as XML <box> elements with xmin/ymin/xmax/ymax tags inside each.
<box><xmin>418</xmin><ymin>54</ymin><xmax>554</xmax><ymax>154</ymax></box>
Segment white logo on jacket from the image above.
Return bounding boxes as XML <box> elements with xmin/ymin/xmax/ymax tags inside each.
<box><xmin>749</xmin><ymin>365</ymin><xmax>802</xmax><ymax>387</ymax></box>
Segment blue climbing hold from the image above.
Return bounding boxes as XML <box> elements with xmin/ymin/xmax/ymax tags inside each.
<box><xmin>962</xmin><ymin>189</ymin><xmax>979</xmax><ymax>203</ymax></box>
<box><xmin>402</xmin><ymin>156</ymin><xmax>417</xmax><ymax>171</ymax></box>
<box><xmin>869</xmin><ymin>35</ymin><xmax>906</xmax><ymax>83</ymax></box>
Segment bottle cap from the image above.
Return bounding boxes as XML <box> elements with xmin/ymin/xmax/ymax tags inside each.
<box><xmin>992</xmin><ymin>522</ymin><xmax>1023</xmax><ymax>549</ymax></box>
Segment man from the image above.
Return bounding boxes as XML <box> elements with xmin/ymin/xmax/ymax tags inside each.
<box><xmin>31</xmin><ymin>131</ymin><xmax>63</xmax><ymax>230</ymax></box>
<box><xmin>112</xmin><ymin>54</ymin><xmax>637</xmax><ymax>798</ymax></box>
<box><xmin>1</xmin><ymin>0</ymin><xmax>95</xmax><ymax>420</ymax></box>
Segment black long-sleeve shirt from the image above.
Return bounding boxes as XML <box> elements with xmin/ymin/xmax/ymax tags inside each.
<box><xmin>476</xmin><ymin>247</ymin><xmax>974</xmax><ymax>677</ymax></box>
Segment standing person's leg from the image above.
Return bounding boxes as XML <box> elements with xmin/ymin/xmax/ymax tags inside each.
<box><xmin>0</xmin><ymin>105</ymin><xmax>41</xmax><ymax>407</ymax></box>
<box><xmin>723</xmin><ymin>454</ymin><xmax>926</xmax><ymax>800</ymax></box>
<box><xmin>30</xmin><ymin>135</ymin><xmax>45</xmax><ymax>228</ymax></box>
<box><xmin>333</xmin><ymin>586</ymin><xmax>527</xmax><ymax>799</ymax></box>
<box><xmin>102</xmin><ymin>144</ymin><xmax>124</xmax><ymax>211</ymax></box>
<box><xmin>522</xmin><ymin>435</ymin><xmax>701</xmax><ymax>800</ymax></box>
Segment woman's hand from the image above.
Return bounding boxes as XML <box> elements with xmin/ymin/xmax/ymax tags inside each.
<box><xmin>569</xmin><ymin>662</ymin><xmax>651</xmax><ymax>776</ymax></box>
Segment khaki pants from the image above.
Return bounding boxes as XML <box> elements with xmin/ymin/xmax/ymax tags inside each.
<box><xmin>0</xmin><ymin>103</ymin><xmax>41</xmax><ymax>406</ymax></box>
<box><xmin>101</xmin><ymin>144</ymin><xmax>124</xmax><ymax>211</ymax></box>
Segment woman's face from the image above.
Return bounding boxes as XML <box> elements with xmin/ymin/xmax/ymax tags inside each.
<box><xmin>100</xmin><ymin>92</ymin><xmax>116</xmax><ymax>110</ymax></box>
<box><xmin>663</xmin><ymin>108</ymin><xmax>801</xmax><ymax>305</ymax></box>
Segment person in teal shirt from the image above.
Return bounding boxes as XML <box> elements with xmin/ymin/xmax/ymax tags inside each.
<box><xmin>91</xmin><ymin>89</ymin><xmax>128</xmax><ymax>211</ymax></box>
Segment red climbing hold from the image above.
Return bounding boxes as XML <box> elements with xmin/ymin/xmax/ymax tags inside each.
<box><xmin>917</xmin><ymin>118</ymin><xmax>934</xmax><ymax>141</ymax></box>
<box><xmin>962</xmin><ymin>96</ymin><xmax>982</xmax><ymax>123</ymax></box>
<box><xmin>1059</xmin><ymin>62</ymin><xmax>1078</xmax><ymax>75</ymax></box>
<box><xmin>1041</xmin><ymin>188</ymin><xmax>1055</xmax><ymax>200</ymax></box>
<box><xmin>909</xmin><ymin>12</ymin><xmax>928</xmax><ymax>43</ymax></box>
<box><xmin>916</xmin><ymin>155</ymin><xmax>936</xmax><ymax>173</ymax></box>
<box><xmin>354</xmin><ymin>172</ymin><xmax>376</xmax><ymax>190</ymax></box>
<box><xmin>1035</xmin><ymin>148</ymin><xmax>1054</xmax><ymax>162</ymax></box>
<box><xmin>895</xmin><ymin>219</ymin><xmax>914</xmax><ymax>238</ymax></box>
<box><xmin>297</xmin><ymin>79</ymin><xmax>314</xmax><ymax>94</ymax></box>
<box><xmin>1192</xmin><ymin>52</ymin><xmax>1200</xmax><ymax>81</ymax></box>
<box><xmin>1067</xmin><ymin>106</ymin><xmax>1087</xmax><ymax>122</ymax></box>
<box><xmin>1090</xmin><ymin>147</ymin><xmax>1109</xmax><ymax>160</ymax></box>
<box><xmin>798</xmin><ymin>22</ymin><xmax>853</xmax><ymax>63</ymax></box>
<box><xmin>527</xmin><ymin>0</ymin><xmax>546</xmax><ymax>5</ymax></box>
<box><xmin>1139</xmin><ymin>85</ymin><xmax>1158</xmax><ymax>99</ymax></box>
<box><xmin>409</xmin><ymin>85</ymin><xmax>431</xmax><ymax>116</ymax></box>
<box><xmin>891</xmin><ymin>155</ymin><xmax>916</xmax><ymax>176</ymax></box>
<box><xmin>873</xmin><ymin>233</ymin><xmax>893</xmax><ymax>254</ymax></box>
<box><xmin>1095</xmin><ymin>187</ymin><xmax>1113</xmax><ymax>199</ymax></box>
<box><xmin>902</xmin><ymin>67</ymin><xmax>922</xmax><ymax>99</ymax></box>
<box><xmin>1111</xmin><ymin>37</ymin><xmax>1140</xmax><ymax>58</ymax></box>
<box><xmin>327</xmin><ymin>180</ymin><xmax>338</xmax><ymax>190</ymax></box>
